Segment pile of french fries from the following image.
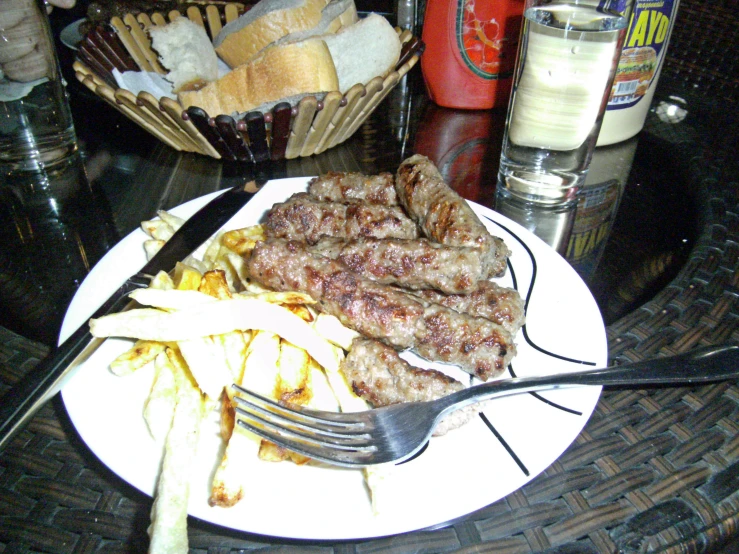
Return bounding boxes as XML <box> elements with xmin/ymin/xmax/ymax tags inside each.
<box><xmin>89</xmin><ymin>209</ymin><xmax>391</xmax><ymax>553</ymax></box>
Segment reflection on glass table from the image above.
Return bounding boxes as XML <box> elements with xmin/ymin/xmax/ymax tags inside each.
<box><xmin>0</xmin><ymin>151</ymin><xmax>118</xmax><ymax>344</ymax></box>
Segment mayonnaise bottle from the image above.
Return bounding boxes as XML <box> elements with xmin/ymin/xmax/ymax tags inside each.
<box><xmin>596</xmin><ymin>0</ymin><xmax>681</xmax><ymax>146</ymax></box>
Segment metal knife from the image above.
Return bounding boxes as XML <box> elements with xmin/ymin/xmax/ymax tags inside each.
<box><xmin>0</xmin><ymin>181</ymin><xmax>262</xmax><ymax>451</ymax></box>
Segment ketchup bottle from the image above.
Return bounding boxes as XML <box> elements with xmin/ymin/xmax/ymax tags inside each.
<box><xmin>420</xmin><ymin>0</ymin><xmax>525</xmax><ymax>110</ymax></box>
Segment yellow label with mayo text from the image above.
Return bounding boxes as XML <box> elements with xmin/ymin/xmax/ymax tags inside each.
<box><xmin>606</xmin><ymin>0</ymin><xmax>678</xmax><ymax>110</ymax></box>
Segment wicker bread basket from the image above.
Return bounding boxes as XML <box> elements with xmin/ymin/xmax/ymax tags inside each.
<box><xmin>72</xmin><ymin>2</ymin><xmax>423</xmax><ymax>162</ymax></box>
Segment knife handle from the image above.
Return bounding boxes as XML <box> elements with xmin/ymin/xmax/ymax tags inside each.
<box><xmin>0</xmin><ymin>282</ymin><xmax>137</xmax><ymax>452</ymax></box>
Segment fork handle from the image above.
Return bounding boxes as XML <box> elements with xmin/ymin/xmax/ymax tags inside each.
<box><xmin>438</xmin><ymin>344</ymin><xmax>739</xmax><ymax>412</ymax></box>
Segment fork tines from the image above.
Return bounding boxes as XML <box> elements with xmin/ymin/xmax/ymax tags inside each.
<box><xmin>231</xmin><ymin>384</ymin><xmax>376</xmax><ymax>466</ymax></box>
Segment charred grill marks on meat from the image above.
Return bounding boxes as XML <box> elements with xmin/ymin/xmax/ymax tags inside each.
<box><xmin>250</xmin><ymin>239</ymin><xmax>423</xmax><ymax>347</ymax></box>
<box><xmin>308</xmin><ymin>172</ymin><xmax>399</xmax><ymax>205</ymax></box>
<box><xmin>265</xmin><ymin>193</ymin><xmax>419</xmax><ymax>245</ymax></box>
<box><xmin>396</xmin><ymin>154</ymin><xmax>510</xmax><ymax>277</ymax></box>
<box><xmin>248</xmin><ymin>239</ymin><xmax>516</xmax><ymax>380</ymax></box>
<box><xmin>306</xmin><ymin>237</ymin><xmax>486</xmax><ymax>294</ymax></box>
<box><xmin>251</xmin><ymin>160</ymin><xmax>524</xmax><ymax>423</ymax></box>
<box><xmin>413</xmin><ymin>280</ymin><xmax>525</xmax><ymax>335</ymax></box>
<box><xmin>341</xmin><ymin>338</ymin><xmax>482</xmax><ymax>436</ymax></box>
<box><xmin>343</xmin><ymin>339</ymin><xmax>464</xmax><ymax>405</ymax></box>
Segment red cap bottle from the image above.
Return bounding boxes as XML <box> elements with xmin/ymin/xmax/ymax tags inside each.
<box><xmin>421</xmin><ymin>0</ymin><xmax>525</xmax><ymax>110</ymax></box>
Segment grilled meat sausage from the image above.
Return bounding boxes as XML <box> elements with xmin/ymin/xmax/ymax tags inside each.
<box><xmin>343</xmin><ymin>338</ymin><xmax>464</xmax><ymax>405</ymax></box>
<box><xmin>341</xmin><ymin>338</ymin><xmax>479</xmax><ymax>435</ymax></box>
<box><xmin>307</xmin><ymin>237</ymin><xmax>487</xmax><ymax>294</ymax></box>
<box><xmin>265</xmin><ymin>193</ymin><xmax>419</xmax><ymax>245</ymax></box>
<box><xmin>413</xmin><ymin>281</ymin><xmax>525</xmax><ymax>335</ymax></box>
<box><xmin>396</xmin><ymin>154</ymin><xmax>510</xmax><ymax>277</ymax></box>
<box><xmin>247</xmin><ymin>239</ymin><xmax>515</xmax><ymax>380</ymax></box>
<box><xmin>308</xmin><ymin>171</ymin><xmax>399</xmax><ymax>205</ymax></box>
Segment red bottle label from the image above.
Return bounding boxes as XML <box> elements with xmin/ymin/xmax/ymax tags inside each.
<box><xmin>456</xmin><ymin>0</ymin><xmax>522</xmax><ymax>80</ymax></box>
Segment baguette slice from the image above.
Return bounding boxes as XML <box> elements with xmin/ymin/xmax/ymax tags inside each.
<box><xmin>273</xmin><ymin>0</ymin><xmax>357</xmax><ymax>47</ymax></box>
<box><xmin>149</xmin><ymin>17</ymin><xmax>219</xmax><ymax>93</ymax></box>
<box><xmin>178</xmin><ymin>38</ymin><xmax>338</xmax><ymax>117</ymax></box>
<box><xmin>213</xmin><ymin>0</ymin><xmax>329</xmax><ymax>68</ymax></box>
<box><xmin>322</xmin><ymin>14</ymin><xmax>401</xmax><ymax>94</ymax></box>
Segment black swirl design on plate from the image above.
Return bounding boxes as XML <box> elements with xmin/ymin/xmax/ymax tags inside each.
<box><xmin>475</xmin><ymin>214</ymin><xmax>601</xmax><ymax>475</ymax></box>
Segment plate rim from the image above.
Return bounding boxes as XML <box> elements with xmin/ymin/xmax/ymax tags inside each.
<box><xmin>60</xmin><ymin>18</ymin><xmax>85</xmax><ymax>50</ymax></box>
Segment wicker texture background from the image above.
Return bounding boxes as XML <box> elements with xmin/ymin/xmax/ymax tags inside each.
<box><xmin>2</xmin><ymin>0</ymin><xmax>739</xmax><ymax>552</ymax></box>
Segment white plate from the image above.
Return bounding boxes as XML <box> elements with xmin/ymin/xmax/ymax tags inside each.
<box><xmin>60</xmin><ymin>18</ymin><xmax>84</xmax><ymax>50</ymax></box>
<box><xmin>60</xmin><ymin>177</ymin><xmax>607</xmax><ymax>541</ymax></box>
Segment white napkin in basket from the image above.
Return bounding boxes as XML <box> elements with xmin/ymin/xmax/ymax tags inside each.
<box><xmin>113</xmin><ymin>69</ymin><xmax>177</xmax><ymax>100</ymax></box>
<box><xmin>113</xmin><ymin>60</ymin><xmax>232</xmax><ymax>101</ymax></box>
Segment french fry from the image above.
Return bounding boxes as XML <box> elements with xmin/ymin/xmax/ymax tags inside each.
<box><xmin>177</xmin><ymin>336</ymin><xmax>232</xmax><ymax>400</ymax></box>
<box><xmin>130</xmin><ymin>288</ymin><xmax>218</xmax><ymax>311</ymax></box>
<box><xmin>219</xmin><ymin>388</ymin><xmax>235</xmax><ymax>442</ymax></box>
<box><xmin>181</xmin><ymin>255</ymin><xmax>210</xmax><ymax>276</ymax></box>
<box><xmin>283</xmin><ymin>358</ymin><xmax>341</xmax><ymax>465</ymax></box>
<box><xmin>258</xmin><ymin>439</ymin><xmax>290</xmax><ymax>461</ymax></box>
<box><xmin>237</xmin><ymin>290</ymin><xmax>316</xmax><ymax>306</ymax></box>
<box><xmin>220</xmin><ymin>225</ymin><xmax>265</xmax><ymax>255</ymax></box>
<box><xmin>259</xmin><ymin>340</ymin><xmax>312</xmax><ymax>463</ymax></box>
<box><xmin>314</xmin><ymin>313</ymin><xmax>360</xmax><ymax>351</ymax></box>
<box><xmin>210</xmin><ymin>331</ymin><xmax>281</xmax><ymax>507</ymax></box>
<box><xmin>216</xmin><ymin>330</ymin><xmax>250</xmax><ymax>382</ymax></box>
<box><xmin>307</xmin><ymin>359</ymin><xmax>341</xmax><ymax>412</ymax></box>
<box><xmin>240</xmin><ymin>331</ymin><xmax>281</xmax><ymax>396</ymax></box>
<box><xmin>90</xmin><ymin>298</ymin><xmax>340</xmax><ymax>374</ymax></box>
<box><xmin>321</xmin><ymin>347</ymin><xmax>367</xmax><ymax>412</ymax></box>
<box><xmin>210</xmin><ymin>425</ymin><xmax>260</xmax><ymax>507</ymax></box>
<box><xmin>202</xmin><ymin>231</ymin><xmax>226</xmax><ymax>268</ymax></box>
<box><xmin>109</xmin><ymin>339</ymin><xmax>167</xmax><ymax>376</ymax></box>
<box><xmin>217</xmin><ymin>251</ymin><xmax>250</xmax><ymax>291</ymax></box>
<box><xmin>275</xmin><ymin>340</ymin><xmax>311</xmax><ymax>405</ymax></box>
<box><xmin>156</xmin><ymin>210</ymin><xmax>185</xmax><ymax>232</ymax></box>
<box><xmin>141</xmin><ymin>219</ymin><xmax>175</xmax><ymax>241</ymax></box>
<box><xmin>147</xmin><ymin>348</ymin><xmax>205</xmax><ymax>554</ymax></box>
<box><xmin>144</xmin><ymin>239</ymin><xmax>165</xmax><ymax>260</ymax></box>
<box><xmin>321</xmin><ymin>344</ymin><xmax>392</xmax><ymax>514</ymax></box>
<box><xmin>143</xmin><ymin>351</ymin><xmax>177</xmax><ymax>441</ymax></box>
<box><xmin>174</xmin><ymin>262</ymin><xmax>202</xmax><ymax>291</ymax></box>
<box><xmin>242</xmin><ymin>280</ymin><xmax>273</xmax><ymax>294</ymax></box>
<box><xmin>282</xmin><ymin>303</ymin><xmax>314</xmax><ymax>323</ymax></box>
<box><xmin>149</xmin><ymin>271</ymin><xmax>175</xmax><ymax>290</ymax></box>
<box><xmin>198</xmin><ymin>270</ymin><xmax>232</xmax><ymax>300</ymax></box>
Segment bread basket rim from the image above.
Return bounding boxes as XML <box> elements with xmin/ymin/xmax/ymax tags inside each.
<box><xmin>72</xmin><ymin>4</ymin><xmax>424</xmax><ymax>160</ymax></box>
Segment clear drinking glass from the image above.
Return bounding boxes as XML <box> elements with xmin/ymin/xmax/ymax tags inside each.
<box><xmin>496</xmin><ymin>0</ymin><xmax>631</xmax><ymax>208</ymax></box>
<box><xmin>0</xmin><ymin>0</ymin><xmax>77</xmax><ymax>175</ymax></box>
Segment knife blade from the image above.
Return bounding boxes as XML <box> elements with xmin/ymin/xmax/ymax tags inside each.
<box><xmin>0</xmin><ymin>181</ymin><xmax>262</xmax><ymax>452</ymax></box>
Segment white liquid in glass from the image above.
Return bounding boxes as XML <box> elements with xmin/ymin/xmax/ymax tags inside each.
<box><xmin>508</xmin><ymin>4</ymin><xmax>626</xmax><ymax>151</ymax></box>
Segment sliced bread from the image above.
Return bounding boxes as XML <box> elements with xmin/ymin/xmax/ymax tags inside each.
<box><xmin>149</xmin><ymin>17</ymin><xmax>219</xmax><ymax>93</ymax></box>
<box><xmin>273</xmin><ymin>0</ymin><xmax>357</xmax><ymax>47</ymax></box>
<box><xmin>321</xmin><ymin>13</ymin><xmax>401</xmax><ymax>93</ymax></box>
<box><xmin>213</xmin><ymin>0</ymin><xmax>329</xmax><ymax>68</ymax></box>
<box><xmin>178</xmin><ymin>37</ymin><xmax>338</xmax><ymax>117</ymax></box>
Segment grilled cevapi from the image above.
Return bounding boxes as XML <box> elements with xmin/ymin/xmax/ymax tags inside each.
<box><xmin>341</xmin><ymin>338</ymin><xmax>481</xmax><ymax>435</ymax></box>
<box><xmin>396</xmin><ymin>154</ymin><xmax>510</xmax><ymax>278</ymax></box>
<box><xmin>265</xmin><ymin>193</ymin><xmax>419</xmax><ymax>244</ymax></box>
<box><xmin>247</xmin><ymin>238</ymin><xmax>515</xmax><ymax>380</ymax></box>
<box><xmin>307</xmin><ymin>237</ymin><xmax>489</xmax><ymax>294</ymax></box>
<box><xmin>412</xmin><ymin>280</ymin><xmax>525</xmax><ymax>335</ymax></box>
<box><xmin>308</xmin><ymin>171</ymin><xmax>399</xmax><ymax>205</ymax></box>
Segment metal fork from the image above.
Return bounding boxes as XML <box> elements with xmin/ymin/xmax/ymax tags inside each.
<box><xmin>232</xmin><ymin>344</ymin><xmax>739</xmax><ymax>467</ymax></box>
